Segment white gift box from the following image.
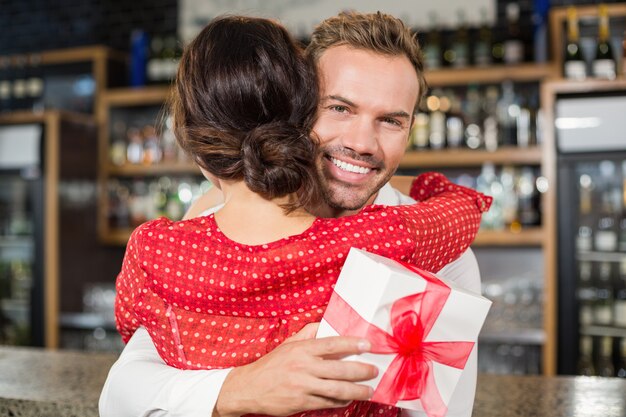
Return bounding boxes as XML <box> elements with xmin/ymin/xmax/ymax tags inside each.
<box><xmin>317</xmin><ymin>248</ymin><xmax>491</xmax><ymax>416</ymax></box>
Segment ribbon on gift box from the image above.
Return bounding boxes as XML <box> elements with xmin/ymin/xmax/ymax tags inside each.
<box><xmin>324</xmin><ymin>262</ymin><xmax>475</xmax><ymax>417</ymax></box>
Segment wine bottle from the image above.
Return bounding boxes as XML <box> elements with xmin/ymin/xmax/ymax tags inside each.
<box><xmin>0</xmin><ymin>57</ymin><xmax>12</xmax><ymax>113</ymax></box>
<box><xmin>597</xmin><ymin>336</ymin><xmax>615</xmax><ymax>377</ymax></box>
<box><xmin>443</xmin><ymin>11</ymin><xmax>469</xmax><ymax>68</ymax></box>
<box><xmin>577</xmin><ymin>335</ymin><xmax>595</xmax><ymax>376</ymax></box>
<box><xmin>614</xmin><ymin>260</ymin><xmax>626</xmax><ymax>328</ymax></box>
<box><xmin>564</xmin><ymin>7</ymin><xmax>587</xmax><ymax>80</ymax></box>
<box><xmin>617</xmin><ymin>338</ymin><xmax>626</xmax><ymax>378</ymax></box>
<box><xmin>577</xmin><ymin>260</ymin><xmax>596</xmax><ymax>327</ymax></box>
<box><xmin>592</xmin><ymin>4</ymin><xmax>616</xmax><ymax>80</ymax></box>
<box><xmin>503</xmin><ymin>2</ymin><xmax>524</xmax><ymax>65</ymax></box>
<box><xmin>594</xmin><ymin>262</ymin><xmax>614</xmax><ymax>326</ymax></box>
<box><xmin>595</xmin><ymin>161</ymin><xmax>619</xmax><ymax>252</ymax></box>
<box><xmin>423</xmin><ymin>12</ymin><xmax>443</xmax><ymax>70</ymax></box>
<box><xmin>474</xmin><ymin>8</ymin><xmax>492</xmax><ymax>67</ymax></box>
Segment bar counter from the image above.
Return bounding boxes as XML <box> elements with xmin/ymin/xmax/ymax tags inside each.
<box><xmin>0</xmin><ymin>346</ymin><xmax>625</xmax><ymax>417</ymax></box>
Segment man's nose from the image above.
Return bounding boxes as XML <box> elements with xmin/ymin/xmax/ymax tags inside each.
<box><xmin>341</xmin><ymin>118</ymin><xmax>379</xmax><ymax>155</ymax></box>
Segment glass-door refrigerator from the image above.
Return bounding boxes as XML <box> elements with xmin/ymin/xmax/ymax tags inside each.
<box><xmin>0</xmin><ymin>123</ymin><xmax>45</xmax><ymax>346</ymax></box>
<box><xmin>555</xmin><ymin>88</ymin><xmax>626</xmax><ymax>377</ymax></box>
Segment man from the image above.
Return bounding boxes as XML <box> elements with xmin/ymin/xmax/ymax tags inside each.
<box><xmin>100</xmin><ymin>11</ymin><xmax>481</xmax><ymax>417</ymax></box>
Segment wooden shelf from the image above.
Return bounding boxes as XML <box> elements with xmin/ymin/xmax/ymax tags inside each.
<box><xmin>101</xmin><ymin>86</ymin><xmax>172</xmax><ymax>107</ymax></box>
<box><xmin>100</xmin><ymin>229</ymin><xmax>134</xmax><ymax>246</ymax></box>
<box><xmin>473</xmin><ymin>227</ymin><xmax>545</xmax><ymax>246</ymax></box>
<box><xmin>0</xmin><ymin>110</ymin><xmax>95</xmax><ymax>127</ymax></box>
<box><xmin>399</xmin><ymin>146</ymin><xmax>542</xmax><ymax>169</ymax></box>
<box><xmin>106</xmin><ymin>162</ymin><xmax>200</xmax><ymax>176</ymax></box>
<box><xmin>426</xmin><ymin>63</ymin><xmax>558</xmax><ymax>87</ymax></box>
<box><xmin>542</xmin><ymin>78</ymin><xmax>626</xmax><ymax>95</ymax></box>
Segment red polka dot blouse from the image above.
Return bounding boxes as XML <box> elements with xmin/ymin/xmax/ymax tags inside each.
<box><xmin>115</xmin><ymin>172</ymin><xmax>491</xmax><ymax>417</ymax></box>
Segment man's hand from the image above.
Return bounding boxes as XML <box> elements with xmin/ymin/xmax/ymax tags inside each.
<box><xmin>213</xmin><ymin>323</ymin><xmax>377</xmax><ymax>417</ymax></box>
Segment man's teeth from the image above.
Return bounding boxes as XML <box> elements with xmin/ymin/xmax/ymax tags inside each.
<box><xmin>331</xmin><ymin>157</ymin><xmax>371</xmax><ymax>174</ymax></box>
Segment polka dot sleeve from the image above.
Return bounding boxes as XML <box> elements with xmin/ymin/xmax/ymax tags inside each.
<box><xmin>114</xmin><ymin>222</ymin><xmax>153</xmax><ymax>343</ymax></box>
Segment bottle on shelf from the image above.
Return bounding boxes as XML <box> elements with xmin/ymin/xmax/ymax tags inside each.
<box><xmin>563</xmin><ymin>7</ymin><xmax>587</xmax><ymax>81</ymax></box>
<box><xmin>614</xmin><ymin>259</ymin><xmax>626</xmax><ymax>328</ymax></box>
<box><xmin>577</xmin><ymin>260</ymin><xmax>596</xmax><ymax>327</ymax></box>
<box><xmin>427</xmin><ymin>90</ymin><xmax>446</xmax><ymax>150</ymax></box>
<box><xmin>592</xmin><ymin>4</ymin><xmax>617</xmax><ymax>80</ymax></box>
<box><xmin>26</xmin><ymin>54</ymin><xmax>45</xmax><ymax>112</ymax></box>
<box><xmin>595</xmin><ymin>161</ymin><xmax>619</xmax><ymax>252</ymax></box>
<box><xmin>577</xmin><ymin>335</ymin><xmax>595</xmax><ymax>375</ymax></box>
<box><xmin>619</xmin><ymin>161</ymin><xmax>626</xmax><ymax>252</ymax></box>
<box><xmin>482</xmin><ymin>86</ymin><xmax>500</xmax><ymax>151</ymax></box>
<box><xmin>503</xmin><ymin>2</ymin><xmax>525</xmax><ymax>65</ymax></box>
<box><xmin>463</xmin><ymin>85</ymin><xmax>484</xmax><ymax>150</ymax></box>
<box><xmin>517</xmin><ymin>167</ymin><xmax>540</xmax><ymax>227</ymax></box>
<box><xmin>496</xmin><ymin>81</ymin><xmax>519</xmax><ymax>146</ymax></box>
<box><xmin>0</xmin><ymin>57</ymin><xmax>12</xmax><ymax>113</ymax></box>
<box><xmin>411</xmin><ymin>112</ymin><xmax>430</xmax><ymax>150</ymax></box>
<box><xmin>594</xmin><ymin>261</ymin><xmax>614</xmax><ymax>326</ymax></box>
<box><xmin>474</xmin><ymin>8</ymin><xmax>493</xmax><ymax>67</ymax></box>
<box><xmin>622</xmin><ymin>30</ymin><xmax>626</xmax><ymax>77</ymax></box>
<box><xmin>596</xmin><ymin>336</ymin><xmax>615</xmax><ymax>377</ymax></box>
<box><xmin>125</xmin><ymin>127</ymin><xmax>144</xmax><ymax>164</ymax></box>
<box><xmin>147</xmin><ymin>35</ymin><xmax>164</xmax><ymax>84</ymax></box>
<box><xmin>617</xmin><ymin>338</ymin><xmax>626</xmax><ymax>378</ymax></box>
<box><xmin>577</xmin><ymin>173</ymin><xmax>595</xmax><ymax>252</ymax></box>
<box><xmin>445</xmin><ymin>93</ymin><xmax>464</xmax><ymax>148</ymax></box>
<box><xmin>109</xmin><ymin>120</ymin><xmax>127</xmax><ymax>166</ymax></box>
<box><xmin>423</xmin><ymin>12</ymin><xmax>443</xmax><ymax>70</ymax></box>
<box><xmin>444</xmin><ymin>10</ymin><xmax>469</xmax><ymax>68</ymax></box>
<box><xmin>11</xmin><ymin>55</ymin><xmax>28</xmax><ymax>111</ymax></box>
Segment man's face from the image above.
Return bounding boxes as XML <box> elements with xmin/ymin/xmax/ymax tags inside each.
<box><xmin>313</xmin><ymin>45</ymin><xmax>420</xmax><ymax>216</ymax></box>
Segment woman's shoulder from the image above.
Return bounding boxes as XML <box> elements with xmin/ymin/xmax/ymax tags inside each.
<box><xmin>129</xmin><ymin>216</ymin><xmax>215</xmax><ymax>244</ymax></box>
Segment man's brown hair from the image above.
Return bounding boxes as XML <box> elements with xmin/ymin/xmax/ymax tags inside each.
<box><xmin>306</xmin><ymin>11</ymin><xmax>427</xmax><ymax>110</ymax></box>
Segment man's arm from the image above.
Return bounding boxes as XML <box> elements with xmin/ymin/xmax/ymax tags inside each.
<box><xmin>100</xmin><ymin>324</ymin><xmax>377</xmax><ymax>417</ymax></box>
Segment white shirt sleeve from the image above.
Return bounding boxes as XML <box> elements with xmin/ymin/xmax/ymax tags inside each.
<box><xmin>99</xmin><ymin>326</ymin><xmax>232</xmax><ymax>417</ymax></box>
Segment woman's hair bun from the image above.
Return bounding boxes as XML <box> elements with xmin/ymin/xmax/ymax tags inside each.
<box><xmin>241</xmin><ymin>121</ymin><xmax>318</xmax><ymax>200</ymax></box>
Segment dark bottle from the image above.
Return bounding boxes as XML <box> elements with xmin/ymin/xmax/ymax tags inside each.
<box><xmin>147</xmin><ymin>35</ymin><xmax>164</xmax><ymax>84</ymax></box>
<box><xmin>577</xmin><ymin>260</ymin><xmax>596</xmax><ymax>327</ymax></box>
<box><xmin>577</xmin><ymin>335</ymin><xmax>595</xmax><ymax>376</ymax></box>
<box><xmin>11</xmin><ymin>55</ymin><xmax>28</xmax><ymax>111</ymax></box>
<box><xmin>447</xmin><ymin>10</ymin><xmax>470</xmax><ymax>68</ymax></box>
<box><xmin>423</xmin><ymin>12</ymin><xmax>443</xmax><ymax>70</ymax></box>
<box><xmin>564</xmin><ymin>7</ymin><xmax>587</xmax><ymax>80</ymax></box>
<box><xmin>474</xmin><ymin>8</ymin><xmax>493</xmax><ymax>67</ymax></box>
<box><xmin>594</xmin><ymin>161</ymin><xmax>619</xmax><ymax>252</ymax></box>
<box><xmin>503</xmin><ymin>2</ymin><xmax>524</xmax><ymax>65</ymax></box>
<box><xmin>622</xmin><ymin>30</ymin><xmax>626</xmax><ymax>77</ymax></box>
<box><xmin>26</xmin><ymin>54</ymin><xmax>45</xmax><ymax>112</ymax></box>
<box><xmin>594</xmin><ymin>262</ymin><xmax>614</xmax><ymax>326</ymax></box>
<box><xmin>596</xmin><ymin>336</ymin><xmax>615</xmax><ymax>377</ymax></box>
<box><xmin>614</xmin><ymin>260</ymin><xmax>626</xmax><ymax>328</ymax></box>
<box><xmin>592</xmin><ymin>4</ymin><xmax>616</xmax><ymax>80</ymax></box>
<box><xmin>0</xmin><ymin>57</ymin><xmax>12</xmax><ymax>113</ymax></box>
<box><xmin>617</xmin><ymin>338</ymin><xmax>626</xmax><ymax>378</ymax></box>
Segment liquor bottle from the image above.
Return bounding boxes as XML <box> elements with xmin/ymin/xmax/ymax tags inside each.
<box><xmin>142</xmin><ymin>125</ymin><xmax>162</xmax><ymax>165</ymax></box>
<box><xmin>110</xmin><ymin>121</ymin><xmax>127</xmax><ymax>166</ymax></box>
<box><xmin>595</xmin><ymin>161</ymin><xmax>619</xmax><ymax>252</ymax></box>
<box><xmin>423</xmin><ymin>12</ymin><xmax>443</xmax><ymax>70</ymax></box>
<box><xmin>594</xmin><ymin>261</ymin><xmax>614</xmax><ymax>326</ymax></box>
<box><xmin>622</xmin><ymin>30</ymin><xmax>626</xmax><ymax>77</ymax></box>
<box><xmin>614</xmin><ymin>260</ymin><xmax>626</xmax><ymax>328</ymax></box>
<box><xmin>516</xmin><ymin>98</ymin><xmax>531</xmax><ymax>148</ymax></box>
<box><xmin>482</xmin><ymin>86</ymin><xmax>500</xmax><ymax>151</ymax></box>
<box><xmin>617</xmin><ymin>338</ymin><xmax>626</xmax><ymax>378</ymax></box>
<box><xmin>517</xmin><ymin>167</ymin><xmax>540</xmax><ymax>226</ymax></box>
<box><xmin>26</xmin><ymin>54</ymin><xmax>45</xmax><ymax>112</ymax></box>
<box><xmin>0</xmin><ymin>57</ymin><xmax>12</xmax><ymax>113</ymax></box>
<box><xmin>577</xmin><ymin>335</ymin><xmax>595</xmax><ymax>376</ymax></box>
<box><xmin>619</xmin><ymin>161</ymin><xmax>626</xmax><ymax>252</ymax></box>
<box><xmin>503</xmin><ymin>2</ymin><xmax>525</xmax><ymax>65</ymax></box>
<box><xmin>500</xmin><ymin>166</ymin><xmax>519</xmax><ymax>229</ymax></box>
<box><xmin>446</xmin><ymin>93</ymin><xmax>464</xmax><ymax>148</ymax></box>
<box><xmin>161</xmin><ymin>35</ymin><xmax>179</xmax><ymax>82</ymax></box>
<box><xmin>564</xmin><ymin>7</ymin><xmax>587</xmax><ymax>80</ymax></box>
<box><xmin>496</xmin><ymin>81</ymin><xmax>519</xmax><ymax>146</ymax></box>
<box><xmin>11</xmin><ymin>55</ymin><xmax>28</xmax><ymax>110</ymax></box>
<box><xmin>463</xmin><ymin>85</ymin><xmax>483</xmax><ymax>150</ymax></box>
<box><xmin>446</xmin><ymin>10</ymin><xmax>469</xmax><ymax>68</ymax></box>
<box><xmin>474</xmin><ymin>8</ymin><xmax>492</xmax><ymax>67</ymax></box>
<box><xmin>126</xmin><ymin>127</ymin><xmax>144</xmax><ymax>164</ymax></box>
<box><xmin>412</xmin><ymin>112</ymin><xmax>430</xmax><ymax>150</ymax></box>
<box><xmin>577</xmin><ymin>173</ymin><xmax>594</xmax><ymax>252</ymax></box>
<box><xmin>577</xmin><ymin>260</ymin><xmax>596</xmax><ymax>327</ymax></box>
<box><xmin>592</xmin><ymin>4</ymin><xmax>616</xmax><ymax>80</ymax></box>
<box><xmin>147</xmin><ymin>35</ymin><xmax>164</xmax><ymax>84</ymax></box>
<box><xmin>597</xmin><ymin>336</ymin><xmax>615</xmax><ymax>377</ymax></box>
<box><xmin>427</xmin><ymin>90</ymin><xmax>445</xmax><ymax>149</ymax></box>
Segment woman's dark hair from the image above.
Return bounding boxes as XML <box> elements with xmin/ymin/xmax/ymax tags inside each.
<box><xmin>171</xmin><ymin>15</ymin><xmax>320</xmax><ymax>212</ymax></box>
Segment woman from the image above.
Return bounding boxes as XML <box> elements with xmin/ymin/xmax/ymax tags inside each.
<box><xmin>115</xmin><ymin>15</ymin><xmax>490</xmax><ymax>417</ymax></box>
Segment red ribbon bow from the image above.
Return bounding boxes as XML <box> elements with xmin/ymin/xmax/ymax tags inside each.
<box><xmin>324</xmin><ymin>262</ymin><xmax>475</xmax><ymax>417</ymax></box>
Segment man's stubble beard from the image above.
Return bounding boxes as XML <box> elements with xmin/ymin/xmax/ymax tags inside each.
<box><xmin>315</xmin><ymin>151</ymin><xmax>397</xmax><ymax>213</ymax></box>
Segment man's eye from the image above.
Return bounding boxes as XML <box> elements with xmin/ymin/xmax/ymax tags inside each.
<box><xmin>382</xmin><ymin>117</ymin><xmax>402</xmax><ymax>127</ymax></box>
